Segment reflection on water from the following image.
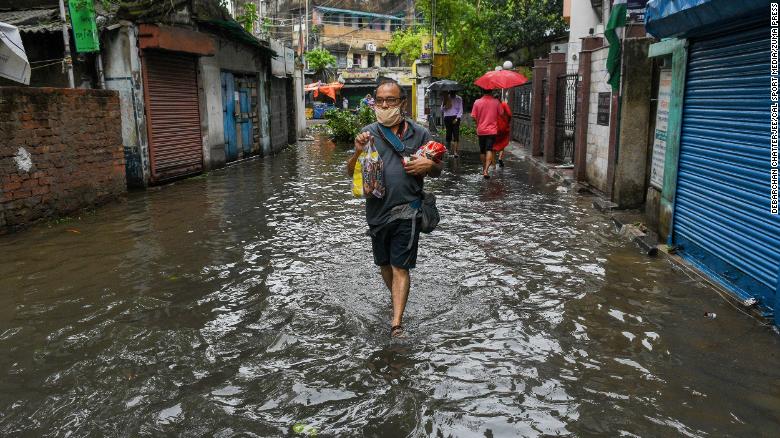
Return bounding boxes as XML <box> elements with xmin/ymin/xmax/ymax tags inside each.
<box><xmin>1</xmin><ymin>138</ymin><xmax>780</xmax><ymax>437</ymax></box>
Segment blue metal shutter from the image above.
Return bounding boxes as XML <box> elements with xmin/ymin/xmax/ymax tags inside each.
<box><xmin>674</xmin><ymin>24</ymin><xmax>780</xmax><ymax>311</ymax></box>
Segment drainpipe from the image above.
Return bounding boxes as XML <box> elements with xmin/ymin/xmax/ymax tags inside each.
<box><xmin>95</xmin><ymin>52</ymin><xmax>106</xmax><ymax>89</ymax></box>
<box><xmin>59</xmin><ymin>0</ymin><xmax>75</xmax><ymax>88</ymax></box>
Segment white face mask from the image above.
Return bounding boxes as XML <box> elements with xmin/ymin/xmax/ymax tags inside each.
<box><xmin>374</xmin><ymin>106</ymin><xmax>403</xmax><ymax>127</ymax></box>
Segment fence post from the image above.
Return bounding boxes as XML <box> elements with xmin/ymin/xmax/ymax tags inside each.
<box><xmin>574</xmin><ymin>36</ymin><xmax>604</xmax><ymax>181</ymax></box>
<box><xmin>530</xmin><ymin>58</ymin><xmax>548</xmax><ymax>157</ymax></box>
<box><xmin>544</xmin><ymin>52</ymin><xmax>566</xmax><ymax>163</ymax></box>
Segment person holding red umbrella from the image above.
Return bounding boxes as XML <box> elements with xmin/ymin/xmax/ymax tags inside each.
<box><xmin>471</xmin><ymin>87</ymin><xmax>503</xmax><ymax>178</ymax></box>
<box><xmin>472</xmin><ymin>69</ymin><xmax>528</xmax><ymax>176</ymax></box>
<box><xmin>494</xmin><ymin>95</ymin><xmax>512</xmax><ymax>167</ymax></box>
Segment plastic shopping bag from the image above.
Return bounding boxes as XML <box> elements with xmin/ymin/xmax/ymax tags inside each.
<box><xmin>352</xmin><ymin>138</ymin><xmax>385</xmax><ymax>198</ymax></box>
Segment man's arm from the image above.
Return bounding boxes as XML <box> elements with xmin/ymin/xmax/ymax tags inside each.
<box><xmin>404</xmin><ymin>156</ymin><xmax>442</xmax><ymax>178</ymax></box>
<box><xmin>347</xmin><ymin>131</ymin><xmax>372</xmax><ymax>176</ymax></box>
<box><xmin>404</xmin><ymin>129</ymin><xmax>443</xmax><ymax>178</ymax></box>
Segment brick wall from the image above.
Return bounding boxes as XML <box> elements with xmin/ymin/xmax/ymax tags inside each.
<box><xmin>586</xmin><ymin>46</ymin><xmax>612</xmax><ymax>193</ymax></box>
<box><xmin>0</xmin><ymin>87</ymin><xmax>126</xmax><ymax>233</ymax></box>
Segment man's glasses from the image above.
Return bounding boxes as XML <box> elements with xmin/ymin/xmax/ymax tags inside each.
<box><xmin>374</xmin><ymin>97</ymin><xmax>403</xmax><ymax>106</ymax></box>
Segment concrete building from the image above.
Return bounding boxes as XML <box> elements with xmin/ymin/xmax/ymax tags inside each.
<box><xmin>644</xmin><ymin>0</ymin><xmax>779</xmax><ymax>320</ymax></box>
<box><xmin>244</xmin><ymin>2</ymin><xmax>418</xmax><ymax>118</ymax></box>
<box><xmin>0</xmin><ymin>6</ymin><xmax>100</xmax><ymax>89</ymax></box>
<box><xmin>1</xmin><ymin>0</ymin><xmax>298</xmax><ymax>188</ymax></box>
<box><xmin>102</xmin><ymin>2</ymin><xmax>284</xmax><ymax>187</ymax></box>
<box><xmin>562</xmin><ymin>0</ymin><xmax>602</xmax><ymax>73</ymax></box>
<box><xmin>307</xmin><ymin>4</ymin><xmax>414</xmax><ymax>110</ymax></box>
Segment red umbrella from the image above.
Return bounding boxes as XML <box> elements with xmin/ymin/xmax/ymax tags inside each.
<box><xmin>473</xmin><ymin>70</ymin><xmax>529</xmax><ymax>90</ymax></box>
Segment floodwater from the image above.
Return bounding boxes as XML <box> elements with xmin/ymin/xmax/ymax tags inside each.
<box><xmin>2</xmin><ymin>138</ymin><xmax>780</xmax><ymax>437</ymax></box>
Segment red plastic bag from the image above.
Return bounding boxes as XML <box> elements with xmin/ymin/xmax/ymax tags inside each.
<box><xmin>403</xmin><ymin>141</ymin><xmax>448</xmax><ymax>165</ymax></box>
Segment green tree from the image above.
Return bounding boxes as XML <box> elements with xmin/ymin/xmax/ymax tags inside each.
<box><xmin>414</xmin><ymin>0</ymin><xmax>565</xmax><ymax>100</ymax></box>
<box><xmin>237</xmin><ymin>2</ymin><xmax>258</xmax><ymax>32</ymax></box>
<box><xmin>484</xmin><ymin>0</ymin><xmax>568</xmax><ymax>56</ymax></box>
<box><xmin>387</xmin><ymin>27</ymin><xmax>424</xmax><ymax>65</ymax></box>
<box><xmin>304</xmin><ymin>48</ymin><xmax>337</xmax><ymax>81</ymax></box>
<box><xmin>417</xmin><ymin>0</ymin><xmax>495</xmax><ymax>100</ymax></box>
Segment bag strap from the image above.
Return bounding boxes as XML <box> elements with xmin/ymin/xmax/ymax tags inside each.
<box><xmin>377</xmin><ymin>123</ymin><xmax>407</xmax><ymax>155</ymax></box>
<box><xmin>378</xmin><ymin>121</ymin><xmax>425</xmax><ymax>203</ymax></box>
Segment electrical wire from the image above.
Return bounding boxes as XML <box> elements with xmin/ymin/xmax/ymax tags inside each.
<box><xmin>31</xmin><ymin>60</ymin><xmax>67</xmax><ymax>70</ymax></box>
<box><xmin>29</xmin><ymin>57</ymin><xmax>67</xmax><ymax>64</ymax></box>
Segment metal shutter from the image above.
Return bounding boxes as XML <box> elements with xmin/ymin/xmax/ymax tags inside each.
<box><xmin>144</xmin><ymin>51</ymin><xmax>203</xmax><ymax>181</ymax></box>
<box><xmin>674</xmin><ymin>24</ymin><xmax>780</xmax><ymax>308</ymax></box>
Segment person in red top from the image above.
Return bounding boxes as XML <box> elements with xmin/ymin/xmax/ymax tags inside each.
<box><xmin>493</xmin><ymin>97</ymin><xmax>512</xmax><ymax>168</ymax></box>
<box><xmin>470</xmin><ymin>88</ymin><xmax>503</xmax><ymax>178</ymax></box>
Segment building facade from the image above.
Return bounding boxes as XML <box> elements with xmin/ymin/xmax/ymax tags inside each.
<box><xmin>307</xmin><ymin>4</ymin><xmax>413</xmax><ymax>109</ymax></box>
<box><xmin>1</xmin><ymin>0</ymin><xmax>298</xmax><ymax>188</ymax></box>
<box><xmin>644</xmin><ymin>0</ymin><xmax>779</xmax><ymax>320</ymax></box>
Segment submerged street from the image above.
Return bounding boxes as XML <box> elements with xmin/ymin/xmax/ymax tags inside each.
<box><xmin>2</xmin><ymin>139</ymin><xmax>780</xmax><ymax>437</ymax></box>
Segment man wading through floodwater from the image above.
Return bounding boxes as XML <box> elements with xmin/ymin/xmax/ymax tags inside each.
<box><xmin>346</xmin><ymin>80</ymin><xmax>443</xmax><ymax>338</ymax></box>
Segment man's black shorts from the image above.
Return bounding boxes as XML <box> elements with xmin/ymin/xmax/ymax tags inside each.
<box><xmin>478</xmin><ymin>135</ymin><xmax>496</xmax><ymax>154</ymax></box>
<box><xmin>370</xmin><ymin>218</ymin><xmax>422</xmax><ymax>270</ymax></box>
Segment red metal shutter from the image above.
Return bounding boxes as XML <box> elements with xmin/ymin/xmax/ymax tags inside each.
<box><xmin>143</xmin><ymin>51</ymin><xmax>203</xmax><ymax>182</ymax></box>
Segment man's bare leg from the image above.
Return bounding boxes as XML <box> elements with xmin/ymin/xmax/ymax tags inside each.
<box><xmin>484</xmin><ymin>151</ymin><xmax>495</xmax><ymax>176</ymax></box>
<box><xmin>380</xmin><ymin>265</ymin><xmax>393</xmax><ymax>292</ymax></box>
<box><xmin>390</xmin><ymin>266</ymin><xmax>411</xmax><ymax>330</ymax></box>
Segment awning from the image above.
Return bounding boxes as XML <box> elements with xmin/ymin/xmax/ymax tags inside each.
<box><xmin>0</xmin><ymin>8</ymin><xmax>62</xmax><ymax>34</ymax></box>
<box><xmin>197</xmin><ymin>19</ymin><xmax>276</xmax><ymax>57</ymax></box>
<box><xmin>341</xmin><ymin>83</ymin><xmax>378</xmax><ymax>89</ymax></box>
<box><xmin>138</xmin><ymin>24</ymin><xmax>216</xmax><ymax>56</ymax></box>
<box><xmin>314</xmin><ymin>6</ymin><xmax>404</xmax><ymax>21</ymax></box>
<box><xmin>305</xmin><ymin>81</ymin><xmax>344</xmax><ymax>100</ymax></box>
<box><xmin>0</xmin><ymin>22</ymin><xmax>30</xmax><ymax>85</ymax></box>
<box><xmin>646</xmin><ymin>0</ymin><xmax>769</xmax><ymax>38</ymax></box>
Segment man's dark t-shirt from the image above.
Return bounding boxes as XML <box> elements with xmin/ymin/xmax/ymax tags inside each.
<box><xmin>361</xmin><ymin>120</ymin><xmax>432</xmax><ymax>227</ymax></box>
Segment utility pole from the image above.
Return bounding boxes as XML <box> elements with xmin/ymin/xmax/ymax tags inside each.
<box><xmin>58</xmin><ymin>0</ymin><xmax>75</xmax><ymax>88</ymax></box>
<box><xmin>304</xmin><ymin>0</ymin><xmax>309</xmax><ymax>53</ymax></box>
<box><xmin>298</xmin><ymin>12</ymin><xmax>304</xmax><ymax>56</ymax></box>
<box><xmin>430</xmin><ymin>0</ymin><xmax>435</xmax><ymax>67</ymax></box>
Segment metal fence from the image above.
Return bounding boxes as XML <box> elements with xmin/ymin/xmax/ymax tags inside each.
<box><xmin>510</xmin><ymin>83</ymin><xmax>532</xmax><ymax>148</ymax></box>
<box><xmin>554</xmin><ymin>74</ymin><xmax>578</xmax><ymax>164</ymax></box>
<box><xmin>541</xmin><ymin>78</ymin><xmax>547</xmax><ymax>154</ymax></box>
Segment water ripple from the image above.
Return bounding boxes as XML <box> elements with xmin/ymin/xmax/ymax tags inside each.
<box><xmin>1</xmin><ymin>139</ymin><xmax>779</xmax><ymax>436</ymax></box>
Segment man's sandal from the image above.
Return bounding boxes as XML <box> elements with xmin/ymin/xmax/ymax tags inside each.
<box><xmin>390</xmin><ymin>325</ymin><xmax>405</xmax><ymax>338</ymax></box>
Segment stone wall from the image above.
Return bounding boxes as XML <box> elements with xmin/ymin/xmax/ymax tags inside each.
<box><xmin>586</xmin><ymin>46</ymin><xmax>612</xmax><ymax>193</ymax></box>
<box><xmin>0</xmin><ymin>87</ymin><xmax>126</xmax><ymax>233</ymax></box>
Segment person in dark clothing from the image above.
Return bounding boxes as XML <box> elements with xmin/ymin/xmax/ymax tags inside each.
<box><xmin>441</xmin><ymin>91</ymin><xmax>463</xmax><ymax>157</ymax></box>
<box><xmin>346</xmin><ymin>80</ymin><xmax>443</xmax><ymax>338</ymax></box>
